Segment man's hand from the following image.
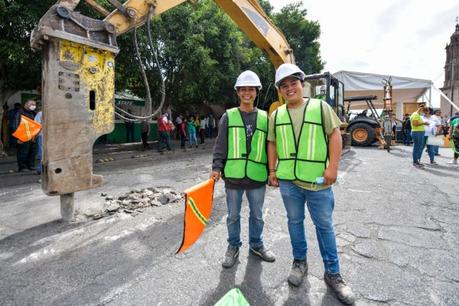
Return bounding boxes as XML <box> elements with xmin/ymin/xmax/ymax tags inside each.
<box><xmin>210</xmin><ymin>171</ymin><xmax>221</xmax><ymax>182</ymax></box>
<box><xmin>268</xmin><ymin>172</ymin><xmax>279</xmax><ymax>187</ymax></box>
<box><xmin>323</xmin><ymin>166</ymin><xmax>338</xmax><ymax>186</ymax></box>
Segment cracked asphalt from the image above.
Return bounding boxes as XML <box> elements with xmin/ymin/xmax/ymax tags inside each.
<box><xmin>0</xmin><ymin>143</ymin><xmax>458</xmax><ymax>305</ymax></box>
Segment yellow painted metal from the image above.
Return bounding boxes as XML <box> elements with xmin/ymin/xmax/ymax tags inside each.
<box><xmin>59</xmin><ymin>40</ymin><xmax>115</xmax><ymax>134</ymax></box>
<box><xmin>105</xmin><ymin>0</ymin><xmax>188</xmax><ymax>36</ymax></box>
<box><xmin>213</xmin><ymin>0</ymin><xmax>293</xmax><ymax>68</ymax></box>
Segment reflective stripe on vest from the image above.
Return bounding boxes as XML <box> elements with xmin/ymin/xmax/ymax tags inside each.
<box><xmin>275</xmin><ymin>99</ymin><xmax>328</xmax><ymax>183</ymax></box>
<box><xmin>224</xmin><ymin>108</ymin><xmax>268</xmax><ymax>182</ymax></box>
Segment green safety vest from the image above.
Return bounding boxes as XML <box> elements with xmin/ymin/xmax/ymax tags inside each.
<box><xmin>452</xmin><ymin>118</ymin><xmax>459</xmax><ymax>154</ymax></box>
<box><xmin>274</xmin><ymin>99</ymin><xmax>328</xmax><ymax>183</ymax></box>
<box><xmin>223</xmin><ymin>107</ymin><xmax>268</xmax><ymax>182</ymax></box>
<box><xmin>452</xmin><ymin>117</ymin><xmax>459</xmax><ymax>136</ymax></box>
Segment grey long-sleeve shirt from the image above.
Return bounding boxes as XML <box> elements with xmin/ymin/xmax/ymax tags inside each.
<box><xmin>212</xmin><ymin>107</ymin><xmax>266</xmax><ymax>190</ymax></box>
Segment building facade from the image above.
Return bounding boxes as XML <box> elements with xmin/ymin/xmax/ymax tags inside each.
<box><xmin>441</xmin><ymin>21</ymin><xmax>459</xmax><ymax>117</ymax></box>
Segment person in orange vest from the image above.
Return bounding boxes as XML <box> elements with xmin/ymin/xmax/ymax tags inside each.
<box><xmin>211</xmin><ymin>70</ymin><xmax>275</xmax><ymax>268</ymax></box>
<box><xmin>14</xmin><ymin>100</ymin><xmax>38</xmax><ymax>172</ymax></box>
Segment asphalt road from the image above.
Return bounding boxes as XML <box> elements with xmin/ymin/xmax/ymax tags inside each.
<box><xmin>0</xmin><ymin>143</ymin><xmax>458</xmax><ymax>305</ymax></box>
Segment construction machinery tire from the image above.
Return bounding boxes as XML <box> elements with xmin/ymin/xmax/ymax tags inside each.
<box><xmin>349</xmin><ymin>122</ymin><xmax>375</xmax><ymax>146</ymax></box>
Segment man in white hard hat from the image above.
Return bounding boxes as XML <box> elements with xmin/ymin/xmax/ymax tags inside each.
<box><xmin>267</xmin><ymin>63</ymin><xmax>355</xmax><ymax>304</ymax></box>
<box><xmin>211</xmin><ymin>70</ymin><xmax>275</xmax><ymax>268</ymax></box>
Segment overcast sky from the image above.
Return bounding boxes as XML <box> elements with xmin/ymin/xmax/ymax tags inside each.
<box><xmin>269</xmin><ymin>0</ymin><xmax>459</xmax><ymax>92</ymax></box>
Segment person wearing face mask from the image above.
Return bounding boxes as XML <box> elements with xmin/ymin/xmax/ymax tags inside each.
<box><xmin>410</xmin><ymin>102</ymin><xmax>430</xmax><ymax>168</ymax></box>
<box><xmin>14</xmin><ymin>100</ymin><xmax>38</xmax><ymax>172</ymax></box>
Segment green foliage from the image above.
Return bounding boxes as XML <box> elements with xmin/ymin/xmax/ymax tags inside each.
<box><xmin>116</xmin><ymin>0</ymin><xmax>258</xmax><ymax>112</ymax></box>
<box><xmin>116</xmin><ymin>0</ymin><xmax>324</xmax><ymax>112</ymax></box>
<box><xmin>273</xmin><ymin>2</ymin><xmax>324</xmax><ymax>74</ymax></box>
<box><xmin>0</xmin><ymin>0</ymin><xmax>55</xmax><ymax>101</ymax></box>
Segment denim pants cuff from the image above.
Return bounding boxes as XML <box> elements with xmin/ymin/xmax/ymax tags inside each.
<box><xmin>249</xmin><ymin>242</ymin><xmax>263</xmax><ymax>249</ymax></box>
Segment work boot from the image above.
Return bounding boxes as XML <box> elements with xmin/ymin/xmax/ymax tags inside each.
<box><xmin>249</xmin><ymin>245</ymin><xmax>276</xmax><ymax>262</ymax></box>
<box><xmin>222</xmin><ymin>245</ymin><xmax>239</xmax><ymax>268</ymax></box>
<box><xmin>413</xmin><ymin>162</ymin><xmax>424</xmax><ymax>168</ymax></box>
<box><xmin>324</xmin><ymin>272</ymin><xmax>356</xmax><ymax>305</ymax></box>
<box><xmin>288</xmin><ymin>259</ymin><xmax>308</xmax><ymax>287</ymax></box>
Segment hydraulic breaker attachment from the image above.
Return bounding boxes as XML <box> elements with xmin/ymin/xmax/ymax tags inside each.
<box><xmin>31</xmin><ymin>4</ymin><xmax>119</xmax><ymax>196</ymax></box>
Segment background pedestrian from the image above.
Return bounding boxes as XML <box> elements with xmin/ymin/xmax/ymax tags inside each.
<box><xmin>15</xmin><ymin>100</ymin><xmax>38</xmax><ymax>172</ymax></box>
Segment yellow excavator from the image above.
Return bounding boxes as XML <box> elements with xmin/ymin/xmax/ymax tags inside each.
<box><xmin>32</xmin><ymin>0</ymin><xmax>351</xmax><ymax>219</ymax></box>
<box><xmin>31</xmin><ymin>0</ymin><xmax>294</xmax><ymax>218</ymax></box>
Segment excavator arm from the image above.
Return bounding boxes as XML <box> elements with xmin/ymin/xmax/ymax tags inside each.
<box><xmin>30</xmin><ymin>0</ymin><xmax>293</xmax><ymax>213</ymax></box>
<box><xmin>103</xmin><ymin>0</ymin><xmax>293</xmax><ymax>67</ymax></box>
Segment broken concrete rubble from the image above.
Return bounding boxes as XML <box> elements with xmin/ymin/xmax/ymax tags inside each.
<box><xmin>91</xmin><ymin>186</ymin><xmax>184</xmax><ymax>220</ymax></box>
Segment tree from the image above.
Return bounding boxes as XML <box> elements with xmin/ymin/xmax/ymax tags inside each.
<box><xmin>273</xmin><ymin>2</ymin><xmax>324</xmax><ymax>74</ymax></box>
<box><xmin>0</xmin><ymin>0</ymin><xmax>54</xmax><ymax>104</ymax></box>
<box><xmin>115</xmin><ymin>0</ymin><xmax>263</xmax><ymax>113</ymax></box>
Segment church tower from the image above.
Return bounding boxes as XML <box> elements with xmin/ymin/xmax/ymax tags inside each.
<box><xmin>441</xmin><ymin>19</ymin><xmax>459</xmax><ymax>116</ymax></box>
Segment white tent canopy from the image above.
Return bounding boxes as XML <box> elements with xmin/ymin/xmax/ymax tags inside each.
<box><xmin>333</xmin><ymin>70</ymin><xmax>433</xmax><ymax>110</ymax></box>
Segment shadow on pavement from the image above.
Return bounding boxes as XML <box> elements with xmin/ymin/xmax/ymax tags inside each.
<box><xmin>199</xmin><ymin>262</ymin><xmax>239</xmax><ymax>305</ymax></box>
<box><xmin>239</xmin><ymin>253</ymin><xmax>273</xmax><ymax>305</ymax></box>
<box><xmin>283</xmin><ymin>278</ymin><xmax>312</xmax><ymax>306</ymax></box>
<box><xmin>421</xmin><ymin>166</ymin><xmax>459</xmax><ymax>178</ymax></box>
<box><xmin>0</xmin><ymin>219</ymin><xmax>82</xmax><ymax>265</ymax></box>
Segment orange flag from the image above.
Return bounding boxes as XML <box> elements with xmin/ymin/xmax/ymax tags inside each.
<box><xmin>177</xmin><ymin>178</ymin><xmax>215</xmax><ymax>253</ymax></box>
<box><xmin>12</xmin><ymin>115</ymin><xmax>42</xmax><ymax>142</ymax></box>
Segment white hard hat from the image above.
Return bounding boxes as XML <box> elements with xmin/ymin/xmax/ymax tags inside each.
<box><xmin>275</xmin><ymin>63</ymin><xmax>306</xmax><ymax>88</ymax></box>
<box><xmin>234</xmin><ymin>70</ymin><xmax>262</xmax><ymax>90</ymax></box>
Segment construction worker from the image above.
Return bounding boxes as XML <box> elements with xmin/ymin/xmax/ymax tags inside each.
<box><xmin>267</xmin><ymin>64</ymin><xmax>355</xmax><ymax>305</ymax></box>
<box><xmin>211</xmin><ymin>70</ymin><xmax>275</xmax><ymax>268</ymax></box>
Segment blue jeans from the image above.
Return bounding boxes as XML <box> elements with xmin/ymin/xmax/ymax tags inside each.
<box><xmin>411</xmin><ymin>131</ymin><xmax>425</xmax><ymax>163</ymax></box>
<box><xmin>434</xmin><ymin>145</ymin><xmax>439</xmax><ymax>155</ymax></box>
<box><xmin>424</xmin><ymin>136</ymin><xmax>436</xmax><ymax>162</ymax></box>
<box><xmin>402</xmin><ymin>130</ymin><xmax>411</xmax><ymax>145</ymax></box>
<box><xmin>226</xmin><ymin>186</ymin><xmax>266</xmax><ymax>249</ymax></box>
<box><xmin>279</xmin><ymin>180</ymin><xmax>339</xmax><ymax>274</ymax></box>
<box><xmin>188</xmin><ymin>130</ymin><xmax>197</xmax><ymax>146</ymax></box>
<box><xmin>37</xmin><ymin>135</ymin><xmax>42</xmax><ymax>174</ymax></box>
